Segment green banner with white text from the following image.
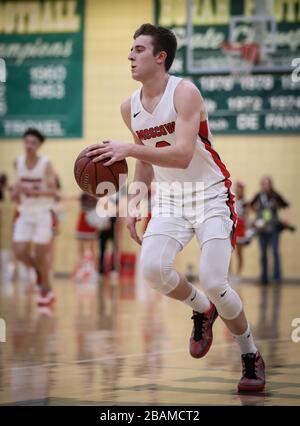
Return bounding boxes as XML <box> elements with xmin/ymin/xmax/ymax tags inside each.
<box><xmin>0</xmin><ymin>0</ymin><xmax>84</xmax><ymax>139</ymax></box>
<box><xmin>155</xmin><ymin>0</ymin><xmax>300</xmax><ymax>134</ymax></box>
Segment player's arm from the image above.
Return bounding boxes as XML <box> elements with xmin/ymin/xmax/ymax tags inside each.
<box><xmin>276</xmin><ymin>192</ymin><xmax>291</xmax><ymax>224</ymax></box>
<box><xmin>45</xmin><ymin>162</ymin><xmax>61</xmax><ymax>197</ymax></box>
<box><xmin>248</xmin><ymin>194</ymin><xmax>259</xmax><ymax>213</ymax></box>
<box><xmin>9</xmin><ymin>159</ymin><xmax>23</xmax><ymax>202</ymax></box>
<box><xmin>121</xmin><ymin>98</ymin><xmax>154</xmax><ymax>245</ymax></box>
<box><xmin>41</xmin><ymin>162</ymin><xmax>59</xmax><ymax>197</ymax></box>
<box><xmin>121</xmin><ymin>98</ymin><xmax>154</xmax><ymax>188</ymax></box>
<box><xmin>86</xmin><ymin>80</ymin><xmax>203</xmax><ymax>169</ymax></box>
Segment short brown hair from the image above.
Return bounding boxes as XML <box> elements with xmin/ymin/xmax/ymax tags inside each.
<box><xmin>134</xmin><ymin>23</ymin><xmax>177</xmax><ymax>71</ymax></box>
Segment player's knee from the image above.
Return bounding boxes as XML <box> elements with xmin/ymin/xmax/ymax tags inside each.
<box><xmin>140</xmin><ymin>253</ymin><xmax>179</xmax><ymax>295</ymax></box>
<box><xmin>216</xmin><ymin>287</ymin><xmax>243</xmax><ymax>320</ymax></box>
<box><xmin>204</xmin><ymin>282</ymin><xmax>230</xmax><ymax>305</ymax></box>
<box><xmin>203</xmin><ymin>282</ymin><xmax>243</xmax><ymax>320</ymax></box>
<box><xmin>199</xmin><ymin>264</ymin><xmax>225</xmax><ymax>298</ymax></box>
<box><xmin>200</xmin><ymin>269</ymin><xmax>243</xmax><ymax>319</ymax></box>
<box><xmin>141</xmin><ymin>255</ymin><xmax>161</xmax><ymax>286</ymax></box>
<box><xmin>34</xmin><ymin>249</ymin><xmax>47</xmax><ymax>266</ymax></box>
<box><xmin>14</xmin><ymin>246</ymin><xmax>27</xmax><ymax>262</ymax></box>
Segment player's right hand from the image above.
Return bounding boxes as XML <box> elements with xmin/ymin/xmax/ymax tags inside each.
<box><xmin>126</xmin><ymin>216</ymin><xmax>142</xmax><ymax>245</ymax></box>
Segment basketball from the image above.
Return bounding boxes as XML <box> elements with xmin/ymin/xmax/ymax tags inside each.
<box><xmin>73</xmin><ymin>145</ymin><xmax>128</xmax><ymax>197</ymax></box>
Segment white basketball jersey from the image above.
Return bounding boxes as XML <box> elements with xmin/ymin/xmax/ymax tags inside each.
<box><xmin>130</xmin><ymin>76</ymin><xmax>236</xmax><ymax>223</ymax></box>
<box><xmin>16</xmin><ymin>155</ymin><xmax>53</xmax><ymax>214</ymax></box>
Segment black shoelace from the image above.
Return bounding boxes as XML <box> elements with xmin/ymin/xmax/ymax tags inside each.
<box><xmin>191</xmin><ymin>311</ymin><xmax>207</xmax><ymax>341</ymax></box>
<box><xmin>242</xmin><ymin>354</ymin><xmax>257</xmax><ymax>379</ymax></box>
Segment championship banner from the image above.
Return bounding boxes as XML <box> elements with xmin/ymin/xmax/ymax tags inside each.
<box><xmin>0</xmin><ymin>0</ymin><xmax>84</xmax><ymax>138</ymax></box>
<box><xmin>155</xmin><ymin>0</ymin><xmax>300</xmax><ymax>134</ymax></box>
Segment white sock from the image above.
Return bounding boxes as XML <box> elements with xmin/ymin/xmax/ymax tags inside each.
<box><xmin>184</xmin><ymin>286</ymin><xmax>211</xmax><ymax>313</ymax></box>
<box><xmin>233</xmin><ymin>325</ymin><xmax>258</xmax><ymax>355</ymax></box>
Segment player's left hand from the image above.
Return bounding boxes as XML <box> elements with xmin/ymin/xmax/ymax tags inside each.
<box><xmin>86</xmin><ymin>141</ymin><xmax>129</xmax><ymax>166</ymax></box>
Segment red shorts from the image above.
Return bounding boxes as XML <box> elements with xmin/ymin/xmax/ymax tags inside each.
<box><xmin>236</xmin><ymin>217</ymin><xmax>246</xmax><ymax>245</ymax></box>
<box><xmin>76</xmin><ymin>211</ymin><xmax>98</xmax><ymax>240</ymax></box>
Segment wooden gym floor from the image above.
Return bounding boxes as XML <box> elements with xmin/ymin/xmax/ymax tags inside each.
<box><xmin>0</xmin><ymin>276</ymin><xmax>300</xmax><ymax>406</ymax></box>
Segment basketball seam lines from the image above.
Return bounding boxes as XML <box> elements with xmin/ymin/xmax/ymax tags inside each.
<box><xmin>107</xmin><ymin>163</ymin><xmax>119</xmax><ymax>190</ymax></box>
<box><xmin>75</xmin><ymin>157</ymin><xmax>90</xmax><ymax>189</ymax></box>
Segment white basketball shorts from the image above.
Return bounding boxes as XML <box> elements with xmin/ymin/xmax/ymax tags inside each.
<box><xmin>13</xmin><ymin>210</ymin><xmax>54</xmax><ymax>245</ymax></box>
<box><xmin>143</xmin><ymin>215</ymin><xmax>235</xmax><ymax>249</ymax></box>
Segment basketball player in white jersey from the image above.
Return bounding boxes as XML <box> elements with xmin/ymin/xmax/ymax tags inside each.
<box><xmin>87</xmin><ymin>24</ymin><xmax>265</xmax><ymax>392</ymax></box>
<box><xmin>11</xmin><ymin>128</ymin><xmax>56</xmax><ymax>307</ymax></box>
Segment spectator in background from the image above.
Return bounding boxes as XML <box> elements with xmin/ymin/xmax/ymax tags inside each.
<box><xmin>249</xmin><ymin>176</ymin><xmax>290</xmax><ymax>285</ymax></box>
<box><xmin>234</xmin><ymin>181</ymin><xmax>248</xmax><ymax>281</ymax></box>
<box><xmin>98</xmin><ymin>216</ymin><xmax>120</xmax><ymax>278</ymax></box>
<box><xmin>97</xmin><ymin>194</ymin><xmax>123</xmax><ymax>279</ymax></box>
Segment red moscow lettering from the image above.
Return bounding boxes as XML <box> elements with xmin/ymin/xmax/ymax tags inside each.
<box><xmin>136</xmin><ymin>121</ymin><xmax>175</xmax><ymax>141</ymax></box>
<box><xmin>164</xmin><ymin>122</ymin><xmax>175</xmax><ymax>133</ymax></box>
<box><xmin>136</xmin><ymin>130</ymin><xmax>144</xmax><ymax>140</ymax></box>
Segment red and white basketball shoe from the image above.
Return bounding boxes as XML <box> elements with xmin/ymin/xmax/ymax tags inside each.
<box><xmin>238</xmin><ymin>351</ymin><xmax>266</xmax><ymax>392</ymax></box>
<box><xmin>37</xmin><ymin>289</ymin><xmax>56</xmax><ymax>307</ymax></box>
<box><xmin>189</xmin><ymin>303</ymin><xmax>218</xmax><ymax>358</ymax></box>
